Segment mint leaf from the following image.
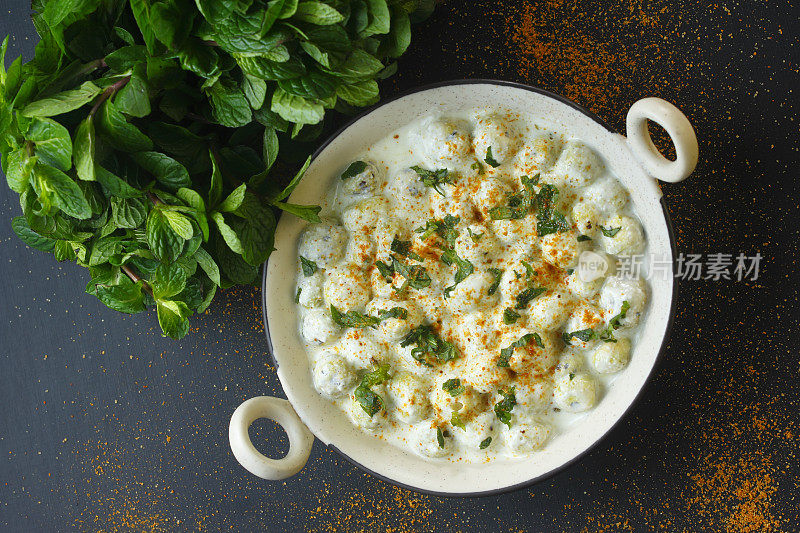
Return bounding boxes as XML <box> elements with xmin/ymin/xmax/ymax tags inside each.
<box><xmin>442</xmin><ymin>378</ymin><xmax>465</xmax><ymax>397</ymax></box>
<box><xmin>26</xmin><ymin>118</ymin><xmax>72</xmax><ymax>172</ymax></box>
<box><xmin>20</xmin><ymin>81</ymin><xmax>101</xmax><ymax>117</ymax></box>
<box><xmin>484</xmin><ymin>146</ymin><xmax>500</xmax><ymax>167</ymax></box>
<box><xmin>494</xmin><ymin>387</ymin><xmax>517</xmax><ymax>428</ymax></box>
<box><xmin>73</xmin><ymin>117</ymin><xmax>95</xmax><ymax>181</ymax></box>
<box><xmin>599</xmin><ymin>225</ymin><xmax>622</xmax><ymax>237</ymax></box>
<box><xmin>341</xmin><ymin>160</ymin><xmax>368</xmax><ymax>180</ymax></box>
<box><xmin>146</xmin><ymin>208</ymin><xmax>183</xmax><ymax>263</ymax></box>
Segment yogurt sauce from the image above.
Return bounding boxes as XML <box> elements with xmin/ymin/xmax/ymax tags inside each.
<box><xmin>294</xmin><ymin>108</ymin><xmax>649</xmax><ymax>462</ymax></box>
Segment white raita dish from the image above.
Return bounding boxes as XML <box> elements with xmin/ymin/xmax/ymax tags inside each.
<box><xmin>228</xmin><ymin>81</ymin><xmax>697</xmax><ymax>495</ymax></box>
<box><xmin>295</xmin><ymin>108</ymin><xmax>650</xmax><ymax>463</ymax></box>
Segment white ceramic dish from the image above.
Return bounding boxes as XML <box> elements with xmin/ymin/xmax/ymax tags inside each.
<box><xmin>228</xmin><ymin>80</ymin><xmax>698</xmax><ymax>496</ymax></box>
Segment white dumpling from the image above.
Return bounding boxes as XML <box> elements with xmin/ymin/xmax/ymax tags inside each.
<box><xmin>430</xmin><ymin>185</ymin><xmax>475</xmax><ymax>222</ymax></box>
<box><xmin>454</xmin><ymin>223</ymin><xmax>502</xmax><ymax>269</ymax></box>
<box><xmin>382</xmin><ymin>372</ymin><xmax>429</xmax><ymax>424</ymax></box>
<box><xmin>301</xmin><ymin>307</ymin><xmax>340</xmax><ymax>345</ymax></box>
<box><xmin>474</xmin><ymin>177</ymin><xmax>512</xmax><ymax>219</ymax></box>
<box><xmin>599</xmin><ymin>276</ymin><xmax>648</xmax><ymax>328</ymax></box>
<box><xmin>599</xmin><ymin>214</ymin><xmax>645</xmax><ymax>256</ymax></box>
<box><xmin>346</xmin><ymin>389</ymin><xmax>388</xmax><ymax>430</ymax></box>
<box><xmin>472</xmin><ymin>115</ymin><xmax>520</xmax><ymax>165</ymax></box>
<box><xmin>341</xmin><ymin>197</ymin><xmax>389</xmax><ymax>234</ymax></box>
<box><xmin>323</xmin><ymin>264</ymin><xmax>371</xmax><ymax>312</ymax></box>
<box><xmin>553</xmin><ymin>372</ymin><xmax>597</xmax><ymax>412</ymax></box>
<box><xmin>514</xmin><ymin>379</ymin><xmax>553</xmax><ymax>413</ymax></box>
<box><xmin>497</xmin><ymin>329</ymin><xmax>557</xmax><ymax>375</ymax></box>
<box><xmin>338</xmin><ymin>160</ymin><xmax>382</xmax><ymax>205</ymax></box>
<box><xmin>298</xmin><ymin>220</ymin><xmax>347</xmax><ymax>268</ymax></box>
<box><xmin>584</xmin><ymin>178</ymin><xmax>629</xmax><ymax>213</ymax></box>
<box><xmin>417</xmin><ymin>118</ymin><xmax>472</xmax><ymax>167</ymax></box>
<box><xmin>312</xmin><ymin>349</ymin><xmax>356</xmax><ymax>398</ymax></box>
<box><xmin>562</xmin><ymin>304</ymin><xmax>604</xmax><ymax>349</ymax></box>
<box><xmin>411</xmin><ymin>420</ymin><xmax>451</xmax><ymax>458</ymax></box>
<box><xmin>339</xmin><ymin>328</ymin><xmax>385</xmax><ymax>369</ymax></box>
<box><xmin>502</xmin><ymin>417</ymin><xmax>550</xmax><ymax>454</ymax></box>
<box><xmin>296</xmin><ymin>271</ymin><xmax>324</xmax><ymax>309</ymax></box>
<box><xmin>571</xmin><ymin>201</ymin><xmax>601</xmax><ymax>238</ymax></box>
<box><xmin>592</xmin><ymin>337</ymin><xmax>631</xmax><ymax>374</ymax></box>
<box><xmin>461</xmin><ymin>347</ymin><xmax>507</xmax><ymax>394</ymax></box>
<box><xmin>344</xmin><ymin>232</ymin><xmax>375</xmax><ymax>268</ymax></box>
<box><xmin>552</xmin><ymin>141</ymin><xmax>604</xmax><ymax>188</ymax></box>
<box><xmin>515</xmin><ymin>135</ymin><xmax>562</xmax><ymax>175</ymax></box>
<box><xmin>366</xmin><ymin>298</ymin><xmax>423</xmax><ymax>342</ymax></box>
<box><xmin>454</xmin><ymin>411</ymin><xmax>496</xmax><ymax>449</ymax></box>
<box><xmin>540</xmin><ymin>231</ymin><xmax>585</xmax><ymax>269</ymax></box>
<box><xmin>385</xmin><ymin>168</ymin><xmax>431</xmax><ymax>223</ymax></box>
<box><xmin>526</xmin><ymin>289</ymin><xmax>573</xmax><ymax>331</ymax></box>
<box><xmin>430</xmin><ymin>376</ymin><xmax>483</xmax><ymax>423</ymax></box>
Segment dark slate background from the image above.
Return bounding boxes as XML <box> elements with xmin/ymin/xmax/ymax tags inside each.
<box><xmin>1</xmin><ymin>1</ymin><xmax>798</xmax><ymax>531</ymax></box>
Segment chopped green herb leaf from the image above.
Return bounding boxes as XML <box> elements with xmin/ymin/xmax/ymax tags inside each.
<box><xmin>488</xmin><ymin>191</ymin><xmax>530</xmax><ymax>220</ymax></box>
<box><xmin>330</xmin><ymin>305</ymin><xmax>407</xmax><ymax>329</ymax></box>
<box><xmin>354</xmin><ymin>364</ymin><xmax>391</xmax><ymax>417</ymax></box>
<box><xmin>450</xmin><ymin>409</ymin><xmax>466</xmax><ymax>430</ymax></box>
<box><xmin>410</xmin><ymin>165</ymin><xmax>453</xmax><ymax>195</ymax></box>
<box><xmin>471</xmin><ymin>160</ymin><xmax>485</xmax><ymax>175</ymax></box>
<box><xmin>494</xmin><ymin>387</ymin><xmax>517</xmax><ymax>428</ymax></box>
<box><xmin>520</xmin><ymin>259</ymin><xmax>537</xmax><ymax>278</ymax></box>
<box><xmin>415</xmin><ymin>215</ymin><xmax>460</xmax><ymax>248</ymax></box>
<box><xmin>479</xmin><ymin>436</ymin><xmax>492</xmax><ymax>449</ymax></box>
<box><xmin>562</xmin><ymin>328</ymin><xmax>596</xmax><ymax>345</ymax></box>
<box><xmin>295</xmin><ymin>288</ymin><xmax>302</xmax><ymax>303</ymax></box>
<box><xmin>391</xmin><ymin>255</ymin><xmax>432</xmax><ymax>293</ymax></box>
<box><xmin>535</xmin><ymin>184</ymin><xmax>570</xmax><ymax>236</ymax></box>
<box><xmin>498</xmin><ymin>333</ymin><xmax>543</xmax><ymax>367</ymax></box>
<box><xmin>503</xmin><ymin>308</ymin><xmax>521</xmax><ymax>325</ymax></box>
<box><xmin>299</xmin><ymin>256</ymin><xmax>318</xmax><ymax>277</ymax></box>
<box><xmin>569</xmin><ymin>372</ymin><xmax>575</xmax><ymax>381</ymax></box>
<box><xmin>400</xmin><ymin>325</ymin><xmax>459</xmax><ymax>365</ymax></box>
<box><xmin>599</xmin><ymin>225</ymin><xmax>622</xmax><ymax>237</ymax></box>
<box><xmin>441</xmin><ymin>248</ymin><xmax>474</xmax><ymax>297</ymax></box>
<box><xmin>330</xmin><ymin>305</ymin><xmax>380</xmax><ymax>328</ymax></box>
<box><xmin>377</xmin><ymin>307</ymin><xmax>409</xmax><ymax>321</ymax></box>
<box><xmin>598</xmin><ymin>300</ymin><xmax>630</xmax><ymax>342</ymax></box>
<box><xmin>436</xmin><ymin>427</ymin><xmax>445</xmax><ymax>448</ymax></box>
<box><xmin>577</xmin><ymin>235</ymin><xmax>592</xmax><ymax>242</ymax></box>
<box><xmin>467</xmin><ymin>228</ymin><xmax>484</xmax><ymax>242</ymax></box>
<box><xmin>341</xmin><ymin>161</ymin><xmax>368</xmax><ymax>180</ymax></box>
<box><xmin>609</xmin><ymin>300</ymin><xmax>631</xmax><ymax>329</ymax></box>
<box><xmin>442</xmin><ymin>378</ymin><xmax>466</xmax><ymax>397</ymax></box>
<box><xmin>375</xmin><ymin>259</ymin><xmax>394</xmax><ymax>281</ymax></box>
<box><xmin>487</xmin><ymin>268</ymin><xmax>503</xmax><ymax>296</ymax></box>
<box><xmin>391</xmin><ymin>237</ymin><xmax>422</xmax><ymax>261</ymax></box>
<box><xmin>514</xmin><ymin>286</ymin><xmax>547</xmax><ymax>309</ymax></box>
<box><xmin>485</xmin><ymin>146</ymin><xmax>501</xmax><ymax>167</ymax></box>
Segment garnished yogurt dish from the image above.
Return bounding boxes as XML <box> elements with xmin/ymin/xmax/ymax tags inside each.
<box><xmin>294</xmin><ymin>108</ymin><xmax>648</xmax><ymax>462</ymax></box>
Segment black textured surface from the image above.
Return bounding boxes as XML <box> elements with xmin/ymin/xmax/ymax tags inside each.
<box><xmin>1</xmin><ymin>1</ymin><xmax>798</xmax><ymax>531</ymax></box>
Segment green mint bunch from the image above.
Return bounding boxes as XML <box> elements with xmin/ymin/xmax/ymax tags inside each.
<box><xmin>0</xmin><ymin>0</ymin><xmax>433</xmax><ymax>338</ymax></box>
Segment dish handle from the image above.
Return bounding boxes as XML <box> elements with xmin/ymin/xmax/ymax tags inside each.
<box><xmin>626</xmin><ymin>97</ymin><xmax>698</xmax><ymax>183</ymax></box>
<box><xmin>229</xmin><ymin>396</ymin><xmax>314</xmax><ymax>480</ymax></box>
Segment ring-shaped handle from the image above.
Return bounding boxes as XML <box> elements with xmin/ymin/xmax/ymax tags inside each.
<box><xmin>229</xmin><ymin>396</ymin><xmax>314</xmax><ymax>480</ymax></box>
<box><xmin>626</xmin><ymin>97</ymin><xmax>698</xmax><ymax>183</ymax></box>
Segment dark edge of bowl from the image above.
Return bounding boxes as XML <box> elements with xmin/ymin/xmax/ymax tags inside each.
<box><xmin>259</xmin><ymin>78</ymin><xmax>681</xmax><ymax>498</ymax></box>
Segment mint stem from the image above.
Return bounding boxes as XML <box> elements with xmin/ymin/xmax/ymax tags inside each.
<box><xmin>89</xmin><ymin>75</ymin><xmax>131</xmax><ymax>117</ymax></box>
<box><xmin>122</xmin><ymin>264</ymin><xmax>152</xmax><ymax>295</ymax></box>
